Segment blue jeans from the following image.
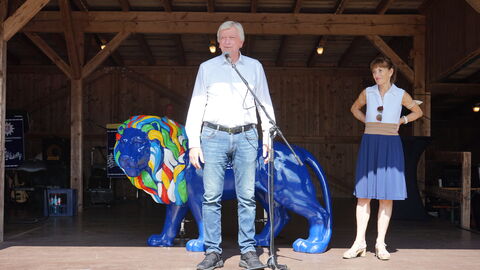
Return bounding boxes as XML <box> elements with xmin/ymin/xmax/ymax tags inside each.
<box><xmin>200</xmin><ymin>125</ymin><xmax>259</xmax><ymax>255</ymax></box>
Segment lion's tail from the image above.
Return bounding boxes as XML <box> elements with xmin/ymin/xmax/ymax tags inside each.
<box><xmin>299</xmin><ymin>147</ymin><xmax>333</xmax><ymax>227</ymax></box>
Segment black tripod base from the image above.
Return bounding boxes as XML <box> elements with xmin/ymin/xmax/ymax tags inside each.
<box><xmin>244</xmin><ymin>258</ymin><xmax>289</xmax><ymax>270</ymax></box>
<box><xmin>245</xmin><ymin>264</ymin><xmax>269</xmax><ymax>270</ymax></box>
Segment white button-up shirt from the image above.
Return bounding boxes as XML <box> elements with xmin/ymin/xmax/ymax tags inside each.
<box><xmin>185</xmin><ymin>53</ymin><xmax>275</xmax><ymax>148</ymax></box>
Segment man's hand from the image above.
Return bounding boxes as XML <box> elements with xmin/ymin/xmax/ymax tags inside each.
<box><xmin>262</xmin><ymin>144</ymin><xmax>271</xmax><ymax>164</ymax></box>
<box><xmin>189</xmin><ymin>147</ymin><xmax>204</xmax><ymax>169</ymax></box>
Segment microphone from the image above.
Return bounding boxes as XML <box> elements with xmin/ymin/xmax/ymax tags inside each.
<box><xmin>224</xmin><ymin>52</ymin><xmax>232</xmax><ymax>64</ymax></box>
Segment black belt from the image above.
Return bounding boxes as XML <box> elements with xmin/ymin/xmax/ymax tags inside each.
<box><xmin>203</xmin><ymin>122</ymin><xmax>254</xmax><ymax>134</ymax></box>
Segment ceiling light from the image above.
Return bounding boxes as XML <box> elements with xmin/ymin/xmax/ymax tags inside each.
<box><xmin>473</xmin><ymin>103</ymin><xmax>480</xmax><ymax>113</ymax></box>
<box><xmin>316</xmin><ymin>46</ymin><xmax>324</xmax><ymax>55</ymax></box>
<box><xmin>209</xmin><ymin>40</ymin><xmax>216</xmax><ymax>54</ymax></box>
<box><xmin>100</xmin><ymin>44</ymin><xmax>106</xmax><ymax>50</ymax></box>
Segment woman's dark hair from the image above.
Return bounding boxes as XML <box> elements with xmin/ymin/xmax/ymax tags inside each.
<box><xmin>370</xmin><ymin>56</ymin><xmax>397</xmax><ymax>84</ymax></box>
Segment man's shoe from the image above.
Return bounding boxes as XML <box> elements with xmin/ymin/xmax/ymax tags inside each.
<box><xmin>196</xmin><ymin>252</ymin><xmax>224</xmax><ymax>270</ymax></box>
<box><xmin>239</xmin><ymin>251</ymin><xmax>265</xmax><ymax>269</ymax></box>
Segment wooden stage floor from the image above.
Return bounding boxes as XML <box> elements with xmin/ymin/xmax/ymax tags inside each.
<box><xmin>1</xmin><ymin>198</ymin><xmax>480</xmax><ymax>270</ymax></box>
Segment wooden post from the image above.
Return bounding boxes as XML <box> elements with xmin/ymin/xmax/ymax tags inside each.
<box><xmin>70</xmin><ymin>79</ymin><xmax>83</xmax><ymax>213</ymax></box>
<box><xmin>413</xmin><ymin>33</ymin><xmax>429</xmax><ymax>203</ymax></box>
<box><xmin>461</xmin><ymin>152</ymin><xmax>472</xmax><ymax>229</ymax></box>
<box><xmin>0</xmin><ymin>0</ymin><xmax>7</xmax><ymax>243</ymax></box>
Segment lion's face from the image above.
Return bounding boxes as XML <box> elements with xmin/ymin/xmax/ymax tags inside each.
<box><xmin>115</xmin><ymin>128</ymin><xmax>151</xmax><ymax>177</ymax></box>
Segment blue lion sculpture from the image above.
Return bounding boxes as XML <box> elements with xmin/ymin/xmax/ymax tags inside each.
<box><xmin>114</xmin><ymin>115</ymin><xmax>333</xmax><ymax>253</ymax></box>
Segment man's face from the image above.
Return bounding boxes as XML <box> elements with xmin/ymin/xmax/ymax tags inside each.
<box><xmin>218</xmin><ymin>27</ymin><xmax>244</xmax><ymax>55</ymax></box>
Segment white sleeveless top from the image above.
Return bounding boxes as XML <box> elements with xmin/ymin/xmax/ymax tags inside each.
<box><xmin>365</xmin><ymin>84</ymin><xmax>404</xmax><ymax>124</ymax></box>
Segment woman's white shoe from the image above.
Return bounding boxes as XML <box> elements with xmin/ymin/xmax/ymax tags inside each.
<box><xmin>375</xmin><ymin>243</ymin><xmax>391</xmax><ymax>260</ymax></box>
<box><xmin>343</xmin><ymin>243</ymin><xmax>367</xmax><ymax>259</ymax></box>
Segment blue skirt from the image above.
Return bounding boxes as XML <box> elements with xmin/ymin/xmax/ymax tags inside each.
<box><xmin>354</xmin><ymin>134</ymin><xmax>407</xmax><ymax>200</ymax></box>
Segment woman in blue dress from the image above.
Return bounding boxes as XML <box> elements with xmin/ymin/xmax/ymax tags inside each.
<box><xmin>343</xmin><ymin>56</ymin><xmax>423</xmax><ymax>260</ymax></box>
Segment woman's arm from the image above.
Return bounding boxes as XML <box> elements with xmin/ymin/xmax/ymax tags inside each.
<box><xmin>351</xmin><ymin>89</ymin><xmax>367</xmax><ymax>123</ymax></box>
<box><xmin>399</xmin><ymin>92</ymin><xmax>423</xmax><ymax>125</ymax></box>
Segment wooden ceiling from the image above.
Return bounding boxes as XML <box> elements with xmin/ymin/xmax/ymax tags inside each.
<box><xmin>6</xmin><ymin>0</ymin><xmax>429</xmax><ymax>71</ymax></box>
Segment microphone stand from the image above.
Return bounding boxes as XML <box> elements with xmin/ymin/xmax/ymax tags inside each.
<box><xmin>226</xmin><ymin>54</ymin><xmax>302</xmax><ymax>270</ymax></box>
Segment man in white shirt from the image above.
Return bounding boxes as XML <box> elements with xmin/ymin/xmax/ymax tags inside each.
<box><xmin>185</xmin><ymin>21</ymin><xmax>275</xmax><ymax>270</ymax></box>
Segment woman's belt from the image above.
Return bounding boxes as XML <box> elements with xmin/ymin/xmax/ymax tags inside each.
<box><xmin>364</xmin><ymin>122</ymin><xmax>398</xmax><ymax>135</ymax></box>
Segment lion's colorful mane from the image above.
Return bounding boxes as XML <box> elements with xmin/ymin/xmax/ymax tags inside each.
<box><xmin>114</xmin><ymin>115</ymin><xmax>188</xmax><ymax>205</ymax></box>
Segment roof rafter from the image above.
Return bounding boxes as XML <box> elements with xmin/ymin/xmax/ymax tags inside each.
<box><xmin>276</xmin><ymin>1</ymin><xmax>304</xmax><ymax>66</ymax></box>
<box><xmin>250</xmin><ymin>0</ymin><xmax>258</xmax><ymax>13</ymax></box>
<box><xmin>119</xmin><ymin>1</ymin><xmax>155</xmax><ymax>66</ymax></box>
<box><xmin>59</xmin><ymin>0</ymin><xmax>82</xmax><ymax>79</ymax></box>
<box><xmin>307</xmin><ymin>0</ymin><xmax>351</xmax><ymax>67</ymax></box>
<box><xmin>2</xmin><ymin>0</ymin><xmax>50</xmax><ymax>41</ymax></box>
<box><xmin>24</xmin><ymin>32</ymin><xmax>72</xmax><ymax>77</ymax></box>
<box><xmin>73</xmin><ymin>0</ymin><xmax>124</xmax><ymax>66</ymax></box>
<box><xmin>207</xmin><ymin>0</ymin><xmax>215</xmax><ymax>12</ymax></box>
<box><xmin>161</xmin><ymin>0</ymin><xmax>172</xmax><ymax>12</ymax></box>
<box><xmin>337</xmin><ymin>0</ymin><xmax>395</xmax><ymax>67</ymax></box>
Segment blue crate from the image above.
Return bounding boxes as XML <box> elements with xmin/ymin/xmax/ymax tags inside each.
<box><xmin>44</xmin><ymin>189</ymin><xmax>77</xmax><ymax>216</ymax></box>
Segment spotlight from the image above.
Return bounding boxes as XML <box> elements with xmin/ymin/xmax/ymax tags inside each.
<box><xmin>100</xmin><ymin>44</ymin><xmax>106</xmax><ymax>50</ymax></box>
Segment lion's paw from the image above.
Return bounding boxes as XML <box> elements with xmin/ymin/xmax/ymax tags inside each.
<box><xmin>292</xmin><ymin>238</ymin><xmax>328</xmax><ymax>254</ymax></box>
<box><xmin>186</xmin><ymin>239</ymin><xmax>205</xmax><ymax>252</ymax></box>
<box><xmin>147</xmin><ymin>234</ymin><xmax>173</xmax><ymax>247</ymax></box>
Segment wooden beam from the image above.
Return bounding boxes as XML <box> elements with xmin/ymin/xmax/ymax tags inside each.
<box><xmin>24</xmin><ymin>32</ymin><xmax>72</xmax><ymax>78</ymax></box>
<box><xmin>2</xmin><ymin>0</ymin><xmax>50</xmax><ymax>41</ymax></box>
<box><xmin>465</xmin><ymin>0</ymin><xmax>480</xmax><ymax>13</ymax></box>
<box><xmin>117</xmin><ymin>0</ymin><xmax>131</xmax><ymax>11</ymax></box>
<box><xmin>376</xmin><ymin>0</ymin><xmax>395</xmax><ymax>14</ymax></box>
<box><xmin>24</xmin><ymin>12</ymin><xmax>426</xmax><ymax>36</ymax></box>
<box><xmin>461</xmin><ymin>152</ymin><xmax>472</xmax><ymax>229</ymax></box>
<box><xmin>293</xmin><ymin>0</ymin><xmax>302</xmax><ymax>13</ymax></box>
<box><xmin>207</xmin><ymin>0</ymin><xmax>214</xmax><ymax>12</ymax></box>
<box><xmin>0</xmin><ymin>1</ymin><xmax>7</xmax><ymax>243</ymax></box>
<box><xmin>74</xmin><ymin>1</ymin><xmax>124</xmax><ymax>66</ymax></box>
<box><xmin>365</xmin><ymin>35</ymin><xmax>414</xmax><ymax>83</ymax></box>
<box><xmin>59</xmin><ymin>0</ymin><xmax>82</xmax><ymax>79</ymax></box>
<box><xmin>70</xmin><ymin>78</ymin><xmax>83</xmax><ymax>213</ymax></box>
<box><xmin>1</xmin><ymin>0</ymin><xmax>7</xmax><ymax>19</ymax></box>
<box><xmin>173</xmin><ymin>34</ymin><xmax>185</xmax><ymax>66</ymax></box>
<box><xmin>277</xmin><ymin>1</ymin><xmax>303</xmax><ymax>67</ymax></box>
<box><xmin>335</xmin><ymin>0</ymin><xmax>350</xmax><ymax>13</ymax></box>
<box><xmin>250</xmin><ymin>0</ymin><xmax>257</xmax><ymax>13</ymax></box>
<box><xmin>276</xmin><ymin>36</ymin><xmax>288</xmax><ymax>67</ymax></box>
<box><xmin>93</xmin><ymin>34</ymin><xmax>124</xmax><ymax>66</ymax></box>
<box><xmin>118</xmin><ymin>2</ymin><xmax>155</xmax><ymax>66</ymax></box>
<box><xmin>161</xmin><ymin>0</ymin><xmax>172</xmax><ymax>12</ymax></box>
<box><xmin>435</xmin><ymin>46</ymin><xmax>480</xmax><ymax>82</ymax></box>
<box><xmin>336</xmin><ymin>0</ymin><xmax>394</xmax><ymax>67</ymax></box>
<box><xmin>413</xmin><ymin>34</ymin><xmax>429</xmax><ymax>136</ymax></box>
<box><xmin>82</xmin><ymin>31</ymin><xmax>130</xmax><ymax>79</ymax></box>
<box><xmin>72</xmin><ymin>0</ymin><xmax>89</xmax><ymax>11</ymax></box>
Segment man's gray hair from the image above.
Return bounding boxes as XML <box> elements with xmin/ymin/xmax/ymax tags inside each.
<box><xmin>217</xmin><ymin>21</ymin><xmax>245</xmax><ymax>42</ymax></box>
